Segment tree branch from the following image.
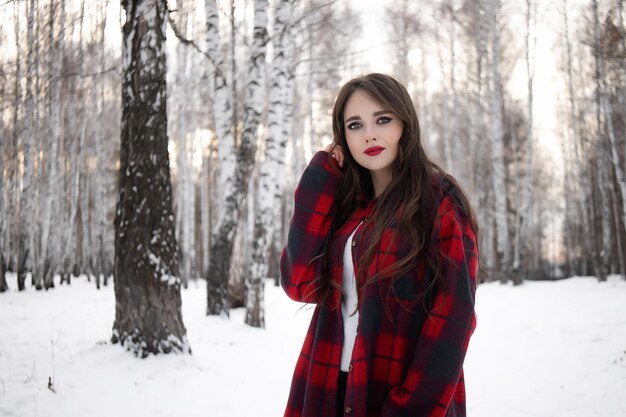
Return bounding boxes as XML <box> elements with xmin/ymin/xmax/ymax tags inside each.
<box><xmin>166</xmin><ymin>13</ymin><xmax>227</xmax><ymax>80</ymax></box>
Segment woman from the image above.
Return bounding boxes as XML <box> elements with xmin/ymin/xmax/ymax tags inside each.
<box><xmin>280</xmin><ymin>73</ymin><xmax>479</xmax><ymax>417</ymax></box>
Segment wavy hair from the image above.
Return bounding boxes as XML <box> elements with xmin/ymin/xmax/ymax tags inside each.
<box><xmin>317</xmin><ymin>73</ymin><xmax>478</xmax><ymax>308</ymax></box>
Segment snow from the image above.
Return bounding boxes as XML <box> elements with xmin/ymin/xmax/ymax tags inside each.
<box><xmin>0</xmin><ymin>274</ymin><xmax>625</xmax><ymax>417</ymax></box>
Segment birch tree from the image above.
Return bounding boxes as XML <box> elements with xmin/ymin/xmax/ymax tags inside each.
<box><xmin>246</xmin><ymin>0</ymin><xmax>295</xmax><ymax>327</ymax></box>
<box><xmin>204</xmin><ymin>0</ymin><xmax>235</xmax><ymax>217</ymax></box>
<box><xmin>0</xmin><ymin>16</ymin><xmax>8</xmax><ymax>292</ymax></box>
<box><xmin>596</xmin><ymin>0</ymin><xmax>626</xmax><ymax>278</ymax></box>
<box><xmin>36</xmin><ymin>0</ymin><xmax>65</xmax><ymax>289</ymax></box>
<box><xmin>92</xmin><ymin>0</ymin><xmax>114</xmax><ymax>287</ymax></box>
<box><xmin>113</xmin><ymin>0</ymin><xmax>189</xmax><ymax>356</ymax></box>
<box><xmin>17</xmin><ymin>0</ymin><xmax>38</xmax><ymax>291</ymax></box>
<box><xmin>385</xmin><ymin>0</ymin><xmax>421</xmax><ymax>85</ymax></box>
<box><xmin>591</xmin><ymin>0</ymin><xmax>610</xmax><ymax>282</ymax></box>
<box><xmin>207</xmin><ymin>0</ymin><xmax>268</xmax><ymax>316</ymax></box>
<box><xmin>561</xmin><ymin>0</ymin><xmax>592</xmax><ymax>276</ymax></box>
<box><xmin>173</xmin><ymin>0</ymin><xmax>195</xmax><ymax>286</ymax></box>
<box><xmin>488</xmin><ymin>0</ymin><xmax>511</xmax><ymax>280</ymax></box>
<box><xmin>512</xmin><ymin>0</ymin><xmax>536</xmax><ymax>283</ymax></box>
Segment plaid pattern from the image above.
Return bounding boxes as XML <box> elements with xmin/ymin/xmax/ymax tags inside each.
<box><xmin>281</xmin><ymin>151</ymin><xmax>478</xmax><ymax>417</ymax></box>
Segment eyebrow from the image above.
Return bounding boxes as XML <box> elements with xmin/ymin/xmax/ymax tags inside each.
<box><xmin>344</xmin><ymin>110</ymin><xmax>392</xmax><ymax>123</ymax></box>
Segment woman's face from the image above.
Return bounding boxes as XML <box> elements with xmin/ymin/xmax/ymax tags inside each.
<box><xmin>343</xmin><ymin>89</ymin><xmax>403</xmax><ymax>180</ymax></box>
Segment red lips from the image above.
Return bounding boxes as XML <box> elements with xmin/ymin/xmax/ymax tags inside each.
<box><xmin>364</xmin><ymin>146</ymin><xmax>385</xmax><ymax>156</ymax></box>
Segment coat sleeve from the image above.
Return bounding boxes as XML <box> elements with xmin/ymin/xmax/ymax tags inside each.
<box><xmin>280</xmin><ymin>151</ymin><xmax>340</xmax><ymax>303</ymax></box>
<box><xmin>381</xmin><ymin>192</ymin><xmax>479</xmax><ymax>417</ymax></box>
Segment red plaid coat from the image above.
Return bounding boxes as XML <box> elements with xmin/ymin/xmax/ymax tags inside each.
<box><xmin>280</xmin><ymin>151</ymin><xmax>478</xmax><ymax>417</ymax></box>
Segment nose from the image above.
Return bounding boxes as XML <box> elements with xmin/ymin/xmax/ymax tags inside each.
<box><xmin>364</xmin><ymin>126</ymin><xmax>377</xmax><ymax>143</ymax></box>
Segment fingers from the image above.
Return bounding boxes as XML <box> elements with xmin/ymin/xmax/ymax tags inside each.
<box><xmin>323</xmin><ymin>144</ymin><xmax>344</xmax><ymax>168</ymax></box>
<box><xmin>333</xmin><ymin>146</ymin><xmax>344</xmax><ymax>168</ymax></box>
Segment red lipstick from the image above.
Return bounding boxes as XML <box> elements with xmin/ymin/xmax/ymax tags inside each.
<box><xmin>364</xmin><ymin>146</ymin><xmax>385</xmax><ymax>156</ymax></box>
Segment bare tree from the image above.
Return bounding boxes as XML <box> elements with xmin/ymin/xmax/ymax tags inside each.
<box><xmin>487</xmin><ymin>0</ymin><xmax>511</xmax><ymax>281</ymax></box>
<box><xmin>206</xmin><ymin>0</ymin><xmax>269</xmax><ymax>316</ymax></box>
<box><xmin>16</xmin><ymin>0</ymin><xmax>38</xmax><ymax>291</ymax></box>
<box><xmin>512</xmin><ymin>0</ymin><xmax>537</xmax><ymax>283</ymax></box>
<box><xmin>92</xmin><ymin>0</ymin><xmax>114</xmax><ymax>288</ymax></box>
<box><xmin>112</xmin><ymin>0</ymin><xmax>189</xmax><ymax>357</ymax></box>
<box><xmin>561</xmin><ymin>0</ymin><xmax>593</xmax><ymax>276</ymax></box>
<box><xmin>246</xmin><ymin>0</ymin><xmax>296</xmax><ymax>327</ymax></box>
<box><xmin>35</xmin><ymin>0</ymin><xmax>66</xmax><ymax>290</ymax></box>
<box><xmin>204</xmin><ymin>0</ymin><xmax>235</xmax><ymax>219</ymax></box>
<box><xmin>172</xmin><ymin>0</ymin><xmax>195</xmax><ymax>286</ymax></box>
<box><xmin>591</xmin><ymin>0</ymin><xmax>611</xmax><ymax>282</ymax></box>
<box><xmin>385</xmin><ymin>0</ymin><xmax>422</xmax><ymax>85</ymax></box>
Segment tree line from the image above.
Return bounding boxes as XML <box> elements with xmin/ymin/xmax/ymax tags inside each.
<box><xmin>0</xmin><ymin>0</ymin><xmax>624</xmax><ymax>353</ymax></box>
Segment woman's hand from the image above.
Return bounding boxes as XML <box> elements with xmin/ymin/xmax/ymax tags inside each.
<box><xmin>323</xmin><ymin>143</ymin><xmax>344</xmax><ymax>168</ymax></box>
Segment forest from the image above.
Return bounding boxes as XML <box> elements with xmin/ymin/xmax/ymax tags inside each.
<box><xmin>0</xmin><ymin>0</ymin><xmax>624</xmax><ymax>353</ymax></box>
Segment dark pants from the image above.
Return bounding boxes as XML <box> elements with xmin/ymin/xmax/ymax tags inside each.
<box><xmin>336</xmin><ymin>371</ymin><xmax>349</xmax><ymax>417</ymax></box>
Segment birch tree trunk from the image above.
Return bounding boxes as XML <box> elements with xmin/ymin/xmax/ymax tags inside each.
<box><xmin>447</xmin><ymin>2</ymin><xmax>460</xmax><ymax>178</ymax></box>
<box><xmin>40</xmin><ymin>0</ymin><xmax>66</xmax><ymax>289</ymax></box>
<box><xmin>204</xmin><ymin>0</ymin><xmax>235</xmax><ymax>217</ymax></box>
<box><xmin>17</xmin><ymin>0</ymin><xmax>38</xmax><ymax>291</ymax></box>
<box><xmin>0</xmin><ymin>56</ymin><xmax>5</xmax><ymax>291</ymax></box>
<box><xmin>200</xmin><ymin>144</ymin><xmax>211</xmax><ymax>277</ymax></box>
<box><xmin>434</xmin><ymin>27</ymin><xmax>453</xmax><ymax>171</ymax></box>
<box><xmin>562</xmin><ymin>0</ymin><xmax>592</xmax><ymax>275</ymax></box>
<box><xmin>246</xmin><ymin>0</ymin><xmax>294</xmax><ymax>327</ymax></box>
<box><xmin>386</xmin><ymin>0</ymin><xmax>414</xmax><ymax>85</ymax></box>
<box><xmin>488</xmin><ymin>0</ymin><xmax>510</xmax><ymax>280</ymax></box>
<box><xmin>76</xmin><ymin>0</ymin><xmax>91</xmax><ymax>281</ymax></box>
<box><xmin>592</xmin><ymin>0</ymin><xmax>610</xmax><ymax>282</ymax></box>
<box><xmin>512</xmin><ymin>0</ymin><xmax>536</xmax><ymax>284</ymax></box>
<box><xmin>174</xmin><ymin>0</ymin><xmax>193</xmax><ymax>286</ymax></box>
<box><xmin>229</xmin><ymin>0</ymin><xmax>238</xmax><ymax>141</ymax></box>
<box><xmin>93</xmin><ymin>0</ymin><xmax>111</xmax><ymax>286</ymax></box>
<box><xmin>6</xmin><ymin>0</ymin><xmax>22</xmax><ymax>282</ymax></box>
<box><xmin>113</xmin><ymin>0</ymin><xmax>189</xmax><ymax>357</ymax></box>
<box><xmin>207</xmin><ymin>0</ymin><xmax>268</xmax><ymax>316</ymax></box>
<box><xmin>597</xmin><ymin>6</ymin><xmax>626</xmax><ymax>270</ymax></box>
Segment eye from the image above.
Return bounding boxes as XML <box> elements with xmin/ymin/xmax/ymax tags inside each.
<box><xmin>347</xmin><ymin>121</ymin><xmax>362</xmax><ymax>130</ymax></box>
<box><xmin>377</xmin><ymin>116</ymin><xmax>392</xmax><ymax>124</ymax></box>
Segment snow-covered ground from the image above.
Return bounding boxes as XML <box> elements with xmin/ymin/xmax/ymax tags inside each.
<box><xmin>0</xmin><ymin>274</ymin><xmax>624</xmax><ymax>417</ymax></box>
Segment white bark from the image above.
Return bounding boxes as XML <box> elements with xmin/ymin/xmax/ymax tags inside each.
<box><xmin>562</xmin><ymin>0</ymin><xmax>593</xmax><ymax>272</ymax></box>
<box><xmin>435</xmin><ymin>27</ymin><xmax>453</xmax><ymax>172</ymax></box>
<box><xmin>78</xmin><ymin>0</ymin><xmax>91</xmax><ymax>278</ymax></box>
<box><xmin>488</xmin><ymin>0</ymin><xmax>510</xmax><ymax>276</ymax></box>
<box><xmin>448</xmin><ymin>2</ymin><xmax>459</xmax><ymax>178</ymax></box>
<box><xmin>204</xmin><ymin>0</ymin><xmax>235</xmax><ymax>216</ymax></box>
<box><xmin>93</xmin><ymin>0</ymin><xmax>111</xmax><ymax>283</ymax></box>
<box><xmin>200</xmin><ymin>138</ymin><xmax>211</xmax><ymax>276</ymax></box>
<box><xmin>512</xmin><ymin>0</ymin><xmax>536</xmax><ymax>281</ymax></box>
<box><xmin>36</xmin><ymin>0</ymin><xmax>65</xmax><ymax>289</ymax></box>
<box><xmin>596</xmin><ymin>14</ymin><xmax>626</xmax><ymax>241</ymax></box>
<box><xmin>246</xmin><ymin>0</ymin><xmax>294</xmax><ymax>328</ymax></box>
<box><xmin>17</xmin><ymin>0</ymin><xmax>37</xmax><ymax>289</ymax></box>
<box><xmin>592</xmin><ymin>0</ymin><xmax>611</xmax><ymax>281</ymax></box>
<box><xmin>174</xmin><ymin>1</ymin><xmax>194</xmax><ymax>285</ymax></box>
<box><xmin>386</xmin><ymin>0</ymin><xmax>413</xmax><ymax>85</ymax></box>
<box><xmin>6</xmin><ymin>1</ymin><xmax>22</xmax><ymax>275</ymax></box>
<box><xmin>207</xmin><ymin>0</ymin><xmax>268</xmax><ymax>316</ymax></box>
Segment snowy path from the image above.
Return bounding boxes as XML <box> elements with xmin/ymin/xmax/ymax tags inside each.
<box><xmin>0</xmin><ymin>275</ymin><xmax>624</xmax><ymax>417</ymax></box>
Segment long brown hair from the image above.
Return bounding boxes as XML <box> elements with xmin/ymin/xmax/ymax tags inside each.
<box><xmin>321</xmin><ymin>73</ymin><xmax>478</xmax><ymax>306</ymax></box>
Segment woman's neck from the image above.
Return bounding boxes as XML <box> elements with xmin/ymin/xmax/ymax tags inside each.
<box><xmin>370</xmin><ymin>169</ymin><xmax>393</xmax><ymax>198</ymax></box>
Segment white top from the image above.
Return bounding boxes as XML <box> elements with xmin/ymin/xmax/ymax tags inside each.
<box><xmin>340</xmin><ymin>223</ymin><xmax>361</xmax><ymax>372</ymax></box>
